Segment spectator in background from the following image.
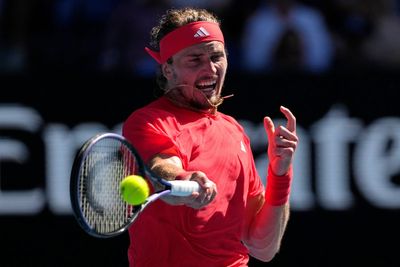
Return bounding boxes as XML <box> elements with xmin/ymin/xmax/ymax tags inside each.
<box><xmin>241</xmin><ymin>0</ymin><xmax>334</xmax><ymax>73</ymax></box>
<box><xmin>324</xmin><ymin>0</ymin><xmax>374</xmax><ymax>70</ymax></box>
<box><xmin>164</xmin><ymin>0</ymin><xmax>231</xmax><ymax>14</ymax></box>
<box><xmin>99</xmin><ymin>0</ymin><xmax>168</xmax><ymax>76</ymax></box>
<box><xmin>51</xmin><ymin>0</ymin><xmax>120</xmax><ymax>71</ymax></box>
<box><xmin>0</xmin><ymin>0</ymin><xmax>32</xmax><ymax>72</ymax></box>
<box><xmin>360</xmin><ymin>0</ymin><xmax>400</xmax><ymax>68</ymax></box>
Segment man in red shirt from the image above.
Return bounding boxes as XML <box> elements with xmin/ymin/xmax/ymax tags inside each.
<box><xmin>122</xmin><ymin>7</ymin><xmax>298</xmax><ymax>267</ymax></box>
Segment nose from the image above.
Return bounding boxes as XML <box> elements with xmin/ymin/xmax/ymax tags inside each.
<box><xmin>203</xmin><ymin>58</ymin><xmax>217</xmax><ymax>73</ymax></box>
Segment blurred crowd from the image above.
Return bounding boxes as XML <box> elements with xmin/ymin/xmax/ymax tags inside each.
<box><xmin>1</xmin><ymin>0</ymin><xmax>400</xmax><ymax>75</ymax></box>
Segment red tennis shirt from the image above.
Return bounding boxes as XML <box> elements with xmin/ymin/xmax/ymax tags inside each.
<box><xmin>122</xmin><ymin>96</ymin><xmax>264</xmax><ymax>267</ymax></box>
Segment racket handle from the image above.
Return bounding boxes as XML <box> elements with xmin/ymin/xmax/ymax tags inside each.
<box><xmin>169</xmin><ymin>180</ymin><xmax>200</xmax><ymax>196</ymax></box>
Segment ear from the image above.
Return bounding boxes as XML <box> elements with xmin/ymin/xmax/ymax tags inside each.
<box><xmin>161</xmin><ymin>63</ymin><xmax>174</xmax><ymax>81</ymax></box>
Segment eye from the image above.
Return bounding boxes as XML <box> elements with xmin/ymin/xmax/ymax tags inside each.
<box><xmin>189</xmin><ymin>57</ymin><xmax>201</xmax><ymax>63</ymax></box>
<box><xmin>211</xmin><ymin>53</ymin><xmax>224</xmax><ymax>63</ymax></box>
<box><xmin>185</xmin><ymin>56</ymin><xmax>201</xmax><ymax>67</ymax></box>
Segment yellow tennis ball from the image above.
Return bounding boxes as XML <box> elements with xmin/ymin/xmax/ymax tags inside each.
<box><xmin>120</xmin><ymin>175</ymin><xmax>150</xmax><ymax>205</ymax></box>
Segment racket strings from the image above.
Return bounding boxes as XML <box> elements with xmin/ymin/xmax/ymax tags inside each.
<box><xmin>78</xmin><ymin>138</ymin><xmax>138</xmax><ymax>234</ymax></box>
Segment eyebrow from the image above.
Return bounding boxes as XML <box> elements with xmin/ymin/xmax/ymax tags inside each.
<box><xmin>185</xmin><ymin>53</ymin><xmax>203</xmax><ymax>58</ymax></box>
<box><xmin>185</xmin><ymin>49</ymin><xmax>224</xmax><ymax>58</ymax></box>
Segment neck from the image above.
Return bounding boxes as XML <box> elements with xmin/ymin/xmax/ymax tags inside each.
<box><xmin>163</xmin><ymin>84</ymin><xmax>230</xmax><ymax>114</ymax></box>
<box><xmin>163</xmin><ymin>85</ymin><xmax>234</xmax><ymax>114</ymax></box>
<box><xmin>164</xmin><ymin>89</ymin><xmax>218</xmax><ymax>114</ymax></box>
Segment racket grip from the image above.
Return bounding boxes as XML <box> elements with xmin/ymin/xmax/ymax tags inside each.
<box><xmin>169</xmin><ymin>180</ymin><xmax>200</xmax><ymax>196</ymax></box>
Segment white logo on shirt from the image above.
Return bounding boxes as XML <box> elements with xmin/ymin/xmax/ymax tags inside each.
<box><xmin>240</xmin><ymin>140</ymin><xmax>247</xmax><ymax>153</ymax></box>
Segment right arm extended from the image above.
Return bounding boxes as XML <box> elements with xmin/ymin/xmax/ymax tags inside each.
<box><xmin>148</xmin><ymin>153</ymin><xmax>217</xmax><ymax>209</ymax></box>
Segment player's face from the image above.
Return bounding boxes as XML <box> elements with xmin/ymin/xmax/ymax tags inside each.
<box><xmin>163</xmin><ymin>41</ymin><xmax>227</xmax><ymax>110</ymax></box>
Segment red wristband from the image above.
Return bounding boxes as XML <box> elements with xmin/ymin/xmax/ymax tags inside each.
<box><xmin>265</xmin><ymin>165</ymin><xmax>293</xmax><ymax>206</ymax></box>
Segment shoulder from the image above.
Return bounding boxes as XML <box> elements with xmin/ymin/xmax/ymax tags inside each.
<box><xmin>125</xmin><ymin>97</ymin><xmax>174</xmax><ymax>124</ymax></box>
<box><xmin>219</xmin><ymin>112</ymin><xmax>238</xmax><ymax>123</ymax></box>
<box><xmin>218</xmin><ymin>113</ymin><xmax>246</xmax><ymax>132</ymax></box>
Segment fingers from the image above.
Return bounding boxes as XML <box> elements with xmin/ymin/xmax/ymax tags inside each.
<box><xmin>182</xmin><ymin>171</ymin><xmax>217</xmax><ymax>209</ymax></box>
<box><xmin>264</xmin><ymin>107</ymin><xmax>298</xmax><ymax>176</ymax></box>
<box><xmin>270</xmin><ymin>127</ymin><xmax>297</xmax><ymax>155</ymax></box>
<box><xmin>264</xmin><ymin>106</ymin><xmax>296</xmax><ymax>138</ymax></box>
<box><xmin>195</xmin><ymin>176</ymin><xmax>217</xmax><ymax>205</ymax></box>
<box><xmin>264</xmin><ymin>107</ymin><xmax>297</xmax><ymax>146</ymax></box>
<box><xmin>280</xmin><ymin>106</ymin><xmax>296</xmax><ymax>133</ymax></box>
<box><xmin>275</xmin><ymin>125</ymin><xmax>298</xmax><ymax>143</ymax></box>
<box><xmin>199</xmin><ymin>181</ymin><xmax>216</xmax><ymax>202</ymax></box>
<box><xmin>264</xmin><ymin>116</ymin><xmax>275</xmax><ymax>139</ymax></box>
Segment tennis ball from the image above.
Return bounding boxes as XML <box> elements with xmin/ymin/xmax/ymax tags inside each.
<box><xmin>120</xmin><ymin>175</ymin><xmax>150</xmax><ymax>205</ymax></box>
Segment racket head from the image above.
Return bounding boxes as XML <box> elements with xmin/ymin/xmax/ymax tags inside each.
<box><xmin>70</xmin><ymin>133</ymin><xmax>148</xmax><ymax>238</ymax></box>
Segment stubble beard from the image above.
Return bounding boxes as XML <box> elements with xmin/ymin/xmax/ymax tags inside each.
<box><xmin>165</xmin><ymin>84</ymin><xmax>224</xmax><ymax>112</ymax></box>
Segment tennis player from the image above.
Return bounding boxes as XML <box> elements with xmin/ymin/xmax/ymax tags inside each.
<box><xmin>122</xmin><ymin>7</ymin><xmax>298</xmax><ymax>267</ymax></box>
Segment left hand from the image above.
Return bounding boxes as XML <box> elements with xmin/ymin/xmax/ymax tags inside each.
<box><xmin>264</xmin><ymin>106</ymin><xmax>298</xmax><ymax>176</ymax></box>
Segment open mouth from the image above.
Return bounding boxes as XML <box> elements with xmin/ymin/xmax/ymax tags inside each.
<box><xmin>196</xmin><ymin>80</ymin><xmax>217</xmax><ymax>96</ymax></box>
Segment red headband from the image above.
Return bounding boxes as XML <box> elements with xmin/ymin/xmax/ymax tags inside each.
<box><xmin>145</xmin><ymin>21</ymin><xmax>224</xmax><ymax>64</ymax></box>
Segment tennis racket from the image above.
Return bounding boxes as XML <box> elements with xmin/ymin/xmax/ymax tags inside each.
<box><xmin>70</xmin><ymin>132</ymin><xmax>199</xmax><ymax>238</ymax></box>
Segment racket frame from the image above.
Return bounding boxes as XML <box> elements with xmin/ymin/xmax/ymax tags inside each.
<box><xmin>69</xmin><ymin>133</ymin><xmax>198</xmax><ymax>238</ymax></box>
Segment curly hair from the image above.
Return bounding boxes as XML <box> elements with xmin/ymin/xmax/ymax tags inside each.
<box><xmin>148</xmin><ymin>8</ymin><xmax>222</xmax><ymax>96</ymax></box>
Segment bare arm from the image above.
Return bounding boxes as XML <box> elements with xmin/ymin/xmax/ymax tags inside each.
<box><xmin>148</xmin><ymin>153</ymin><xmax>217</xmax><ymax>209</ymax></box>
<box><xmin>242</xmin><ymin>194</ymin><xmax>290</xmax><ymax>261</ymax></box>
<box><xmin>242</xmin><ymin>106</ymin><xmax>298</xmax><ymax>261</ymax></box>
